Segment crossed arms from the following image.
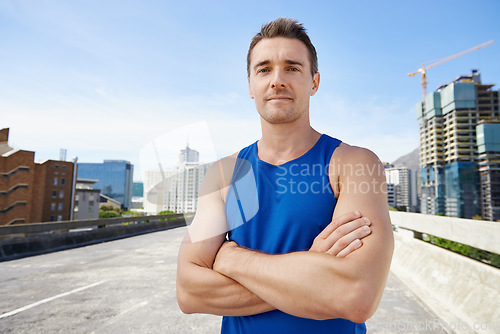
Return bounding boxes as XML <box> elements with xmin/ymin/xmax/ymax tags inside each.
<box><xmin>176</xmin><ymin>145</ymin><xmax>394</xmax><ymax>323</ymax></box>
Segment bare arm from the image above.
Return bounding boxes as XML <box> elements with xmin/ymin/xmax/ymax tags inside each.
<box><xmin>213</xmin><ymin>146</ymin><xmax>394</xmax><ymax>322</ymax></box>
<box><xmin>176</xmin><ymin>158</ymin><xmax>274</xmax><ymax>316</ymax></box>
<box><xmin>177</xmin><ymin>234</ymin><xmax>274</xmax><ymax>316</ymax></box>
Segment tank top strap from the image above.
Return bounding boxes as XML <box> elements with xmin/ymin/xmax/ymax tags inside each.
<box><xmin>316</xmin><ymin>135</ymin><xmax>342</xmax><ymax>171</ymax></box>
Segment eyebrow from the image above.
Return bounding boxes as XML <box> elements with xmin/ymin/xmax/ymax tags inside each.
<box><xmin>253</xmin><ymin>60</ymin><xmax>270</xmax><ymax>71</ymax></box>
<box><xmin>284</xmin><ymin>60</ymin><xmax>304</xmax><ymax>67</ymax></box>
<box><xmin>253</xmin><ymin>59</ymin><xmax>304</xmax><ymax>71</ymax></box>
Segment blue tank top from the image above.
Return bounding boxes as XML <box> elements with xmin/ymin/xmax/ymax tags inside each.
<box><xmin>222</xmin><ymin>134</ymin><xmax>367</xmax><ymax>334</ymax></box>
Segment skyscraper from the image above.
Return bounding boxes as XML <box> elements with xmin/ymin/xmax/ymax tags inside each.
<box><xmin>385</xmin><ymin>166</ymin><xmax>412</xmax><ymax>211</ymax></box>
<box><xmin>144</xmin><ymin>145</ymin><xmax>209</xmax><ymax>214</ymax></box>
<box><xmin>477</xmin><ymin>121</ymin><xmax>500</xmax><ymax>221</ymax></box>
<box><xmin>77</xmin><ymin>160</ymin><xmax>134</xmax><ymax>210</ymax></box>
<box><xmin>179</xmin><ymin>144</ymin><xmax>200</xmax><ymax>163</ymax></box>
<box><xmin>417</xmin><ymin>70</ymin><xmax>499</xmax><ymax>219</ymax></box>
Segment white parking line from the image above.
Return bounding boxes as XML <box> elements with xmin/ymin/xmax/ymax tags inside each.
<box><xmin>0</xmin><ymin>280</ymin><xmax>106</xmax><ymax>319</ymax></box>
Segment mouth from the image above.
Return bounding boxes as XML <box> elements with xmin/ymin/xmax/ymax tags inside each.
<box><xmin>267</xmin><ymin>96</ymin><xmax>293</xmax><ymax>101</ymax></box>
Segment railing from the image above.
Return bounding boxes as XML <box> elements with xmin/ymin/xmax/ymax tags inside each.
<box><xmin>0</xmin><ymin>213</ymin><xmax>193</xmax><ymax>237</ymax></box>
<box><xmin>390</xmin><ymin>211</ymin><xmax>500</xmax><ymax>255</ymax></box>
<box><xmin>0</xmin><ymin>213</ymin><xmax>194</xmax><ymax>261</ymax></box>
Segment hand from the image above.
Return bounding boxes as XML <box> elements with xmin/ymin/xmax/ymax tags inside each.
<box><xmin>309</xmin><ymin>211</ymin><xmax>371</xmax><ymax>258</ymax></box>
<box><xmin>213</xmin><ymin>240</ymin><xmax>238</xmax><ymax>274</ymax></box>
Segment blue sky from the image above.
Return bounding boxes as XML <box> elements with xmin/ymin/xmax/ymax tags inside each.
<box><xmin>1</xmin><ymin>0</ymin><xmax>499</xmax><ymax>181</ymax></box>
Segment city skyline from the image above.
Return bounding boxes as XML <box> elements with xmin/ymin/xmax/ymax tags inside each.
<box><xmin>2</xmin><ymin>0</ymin><xmax>500</xmax><ymax>181</ymax></box>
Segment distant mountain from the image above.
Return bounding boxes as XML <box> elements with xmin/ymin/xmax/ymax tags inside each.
<box><xmin>392</xmin><ymin>147</ymin><xmax>419</xmax><ymax>171</ymax></box>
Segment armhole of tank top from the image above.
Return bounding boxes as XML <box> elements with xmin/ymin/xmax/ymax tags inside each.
<box><xmin>328</xmin><ymin>139</ymin><xmax>342</xmax><ymax>200</ymax></box>
<box><xmin>218</xmin><ymin>160</ymin><xmax>226</xmax><ymax>189</ymax></box>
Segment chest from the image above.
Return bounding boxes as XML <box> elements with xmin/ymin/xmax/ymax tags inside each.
<box><xmin>226</xmin><ymin>162</ymin><xmax>337</xmax><ymax>253</ymax></box>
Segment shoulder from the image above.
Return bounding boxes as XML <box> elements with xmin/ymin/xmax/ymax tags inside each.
<box><xmin>329</xmin><ymin>142</ymin><xmax>385</xmax><ymax>184</ymax></box>
<box><xmin>333</xmin><ymin>142</ymin><xmax>382</xmax><ymax>166</ymax></box>
<box><xmin>200</xmin><ymin>152</ymin><xmax>240</xmax><ymax>202</ymax></box>
<box><xmin>204</xmin><ymin>152</ymin><xmax>239</xmax><ymax>187</ymax></box>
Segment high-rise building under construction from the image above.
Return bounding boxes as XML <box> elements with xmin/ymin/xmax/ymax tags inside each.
<box><xmin>417</xmin><ymin>70</ymin><xmax>500</xmax><ymax>220</ymax></box>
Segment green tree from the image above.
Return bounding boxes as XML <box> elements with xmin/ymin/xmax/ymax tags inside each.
<box><xmin>427</xmin><ymin>234</ymin><xmax>499</xmax><ymax>269</ymax></box>
<box><xmin>158</xmin><ymin>210</ymin><xmax>177</xmax><ymax>220</ymax></box>
<box><xmin>99</xmin><ymin>210</ymin><xmax>120</xmax><ymax>218</ymax></box>
<box><xmin>99</xmin><ymin>205</ymin><xmax>122</xmax><ymax>217</ymax></box>
<box><xmin>122</xmin><ymin>210</ymin><xmax>142</xmax><ymax>217</ymax></box>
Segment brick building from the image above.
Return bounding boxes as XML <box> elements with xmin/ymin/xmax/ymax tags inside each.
<box><xmin>0</xmin><ymin>139</ymin><xmax>36</xmax><ymax>225</ymax></box>
<box><xmin>0</xmin><ymin>128</ymin><xmax>75</xmax><ymax>225</ymax></box>
<box><xmin>31</xmin><ymin>159</ymin><xmax>75</xmax><ymax>223</ymax></box>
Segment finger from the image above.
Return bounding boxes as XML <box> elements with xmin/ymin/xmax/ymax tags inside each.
<box><xmin>316</xmin><ymin>211</ymin><xmax>362</xmax><ymax>239</ymax></box>
<box><xmin>321</xmin><ymin>217</ymin><xmax>370</xmax><ymax>250</ymax></box>
<box><xmin>326</xmin><ymin>224</ymin><xmax>371</xmax><ymax>256</ymax></box>
<box><xmin>336</xmin><ymin>239</ymin><xmax>363</xmax><ymax>258</ymax></box>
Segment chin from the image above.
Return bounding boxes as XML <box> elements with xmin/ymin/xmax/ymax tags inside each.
<box><xmin>260</xmin><ymin>109</ymin><xmax>301</xmax><ymax>124</ymax></box>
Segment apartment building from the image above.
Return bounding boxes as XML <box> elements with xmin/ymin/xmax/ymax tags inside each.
<box><xmin>31</xmin><ymin>159</ymin><xmax>75</xmax><ymax>223</ymax></box>
<box><xmin>477</xmin><ymin>121</ymin><xmax>500</xmax><ymax>221</ymax></box>
<box><xmin>73</xmin><ymin>179</ymin><xmax>100</xmax><ymax>220</ymax></box>
<box><xmin>386</xmin><ymin>166</ymin><xmax>412</xmax><ymax>211</ymax></box>
<box><xmin>144</xmin><ymin>145</ymin><xmax>209</xmax><ymax>214</ymax></box>
<box><xmin>0</xmin><ymin>128</ymin><xmax>75</xmax><ymax>225</ymax></box>
<box><xmin>0</xmin><ymin>129</ymin><xmax>36</xmax><ymax>225</ymax></box>
<box><xmin>417</xmin><ymin>70</ymin><xmax>499</xmax><ymax>218</ymax></box>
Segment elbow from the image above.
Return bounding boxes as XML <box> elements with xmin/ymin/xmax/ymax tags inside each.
<box><xmin>308</xmin><ymin>291</ymin><xmax>375</xmax><ymax>321</ymax></box>
<box><xmin>176</xmin><ymin>288</ymin><xmax>193</xmax><ymax>314</ymax></box>
<box><xmin>345</xmin><ymin>285</ymin><xmax>381</xmax><ymax>323</ymax></box>
<box><xmin>176</xmin><ymin>282</ymin><xmax>198</xmax><ymax>314</ymax></box>
<box><xmin>298</xmin><ymin>288</ymin><xmax>379</xmax><ymax>322</ymax></box>
<box><xmin>346</xmin><ymin>302</ymin><xmax>376</xmax><ymax>324</ymax></box>
<box><xmin>331</xmin><ymin>280</ymin><xmax>380</xmax><ymax>323</ymax></box>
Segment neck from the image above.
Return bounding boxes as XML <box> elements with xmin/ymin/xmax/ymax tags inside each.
<box><xmin>257</xmin><ymin>115</ymin><xmax>321</xmax><ymax>165</ymax></box>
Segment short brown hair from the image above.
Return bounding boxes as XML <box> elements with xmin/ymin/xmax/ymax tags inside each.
<box><xmin>247</xmin><ymin>17</ymin><xmax>318</xmax><ymax>77</ymax></box>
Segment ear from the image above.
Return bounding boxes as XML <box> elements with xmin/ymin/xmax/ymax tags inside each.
<box><xmin>248</xmin><ymin>77</ymin><xmax>255</xmax><ymax>99</ymax></box>
<box><xmin>310</xmin><ymin>72</ymin><xmax>320</xmax><ymax>96</ymax></box>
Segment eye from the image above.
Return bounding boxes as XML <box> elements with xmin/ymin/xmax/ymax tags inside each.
<box><xmin>257</xmin><ymin>68</ymin><xmax>269</xmax><ymax>74</ymax></box>
<box><xmin>288</xmin><ymin>67</ymin><xmax>299</xmax><ymax>72</ymax></box>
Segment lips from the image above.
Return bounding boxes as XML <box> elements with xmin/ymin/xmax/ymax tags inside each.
<box><xmin>267</xmin><ymin>96</ymin><xmax>293</xmax><ymax>101</ymax></box>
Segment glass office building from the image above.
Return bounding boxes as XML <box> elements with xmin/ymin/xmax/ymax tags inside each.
<box><xmin>419</xmin><ymin>166</ymin><xmax>445</xmax><ymax>216</ymax></box>
<box><xmin>477</xmin><ymin>121</ymin><xmax>500</xmax><ymax>221</ymax></box>
<box><xmin>132</xmin><ymin>182</ymin><xmax>144</xmax><ymax>197</ymax></box>
<box><xmin>77</xmin><ymin>160</ymin><xmax>134</xmax><ymax>210</ymax></box>
<box><xmin>444</xmin><ymin>161</ymin><xmax>480</xmax><ymax>218</ymax></box>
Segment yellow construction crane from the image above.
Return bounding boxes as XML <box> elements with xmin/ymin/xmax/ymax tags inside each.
<box><xmin>408</xmin><ymin>40</ymin><xmax>494</xmax><ymax>101</ymax></box>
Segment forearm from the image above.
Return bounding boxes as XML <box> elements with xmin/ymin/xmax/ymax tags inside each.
<box><xmin>177</xmin><ymin>260</ymin><xmax>275</xmax><ymax>316</ymax></box>
<box><xmin>214</xmin><ymin>245</ymin><xmax>369</xmax><ymax>321</ymax></box>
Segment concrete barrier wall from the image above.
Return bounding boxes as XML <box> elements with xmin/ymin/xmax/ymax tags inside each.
<box><xmin>391</xmin><ymin>229</ymin><xmax>500</xmax><ymax>334</ymax></box>
<box><xmin>390</xmin><ymin>211</ymin><xmax>500</xmax><ymax>254</ymax></box>
<box><xmin>0</xmin><ymin>218</ymin><xmax>186</xmax><ymax>262</ymax></box>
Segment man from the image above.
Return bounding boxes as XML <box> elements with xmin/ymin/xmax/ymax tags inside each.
<box><xmin>177</xmin><ymin>18</ymin><xmax>394</xmax><ymax>333</ymax></box>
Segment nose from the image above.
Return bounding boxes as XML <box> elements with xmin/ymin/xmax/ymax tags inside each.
<box><xmin>270</xmin><ymin>70</ymin><xmax>286</xmax><ymax>88</ymax></box>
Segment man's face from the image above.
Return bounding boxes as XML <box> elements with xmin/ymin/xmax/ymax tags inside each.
<box><xmin>247</xmin><ymin>37</ymin><xmax>320</xmax><ymax>125</ymax></box>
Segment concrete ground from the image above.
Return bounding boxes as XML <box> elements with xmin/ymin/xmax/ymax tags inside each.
<box><xmin>0</xmin><ymin>226</ymin><xmax>447</xmax><ymax>333</ymax></box>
